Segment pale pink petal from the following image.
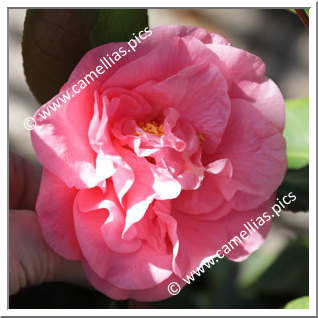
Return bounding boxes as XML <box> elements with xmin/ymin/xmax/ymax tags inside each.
<box><xmin>172</xmin><ymin>197</ymin><xmax>273</xmax><ymax>276</ymax></box>
<box><xmin>172</xmin><ymin>170</ymin><xmax>229</xmax><ymax>217</ymax></box>
<box><xmin>83</xmin><ymin>260</ymin><xmax>185</xmax><ymax>301</ymax></box>
<box><xmin>102</xmin><ymin>37</ymin><xmax>195</xmax><ymax>90</ymax></box>
<box><xmin>135</xmin><ymin>62</ymin><xmax>231</xmax><ymax>153</ymax></box>
<box><xmin>222</xmin><ymin>198</ymin><xmax>274</xmax><ymax>262</ymax></box>
<box><xmin>73</xmin><ymin>187</ymin><xmax>141</xmax><ymax>279</ymax></box>
<box><xmin>36</xmin><ymin>169</ymin><xmax>81</xmax><ymax>260</ymax></box>
<box><xmin>121</xmin><ymin>148</ymin><xmax>181</xmax><ymax>234</ymax></box>
<box><xmin>206</xmin><ymin>99</ymin><xmax>286</xmax><ymax>210</ymax></box>
<box><xmin>31</xmin><ymin>87</ymin><xmax>105</xmax><ymax>189</ymax></box>
<box><xmin>74</xmin><ymin>185</ymin><xmax>173</xmax><ymax>290</ymax></box>
<box><xmin>171</xmin><ymin>211</ymin><xmax>228</xmax><ymax>277</ymax></box>
<box><xmin>66</xmin><ymin>25</ymin><xmax>230</xmax><ymax>89</ymax></box>
<box><xmin>206</xmin><ymin>44</ymin><xmax>285</xmax><ymax>131</ymax></box>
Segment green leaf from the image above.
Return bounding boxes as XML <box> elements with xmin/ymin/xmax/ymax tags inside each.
<box><xmin>22</xmin><ymin>9</ymin><xmax>93</xmax><ymax>104</ymax></box>
<box><xmin>84</xmin><ymin>9</ymin><xmax>148</xmax><ymax>47</ymax></box>
<box><xmin>285</xmin><ymin>296</ymin><xmax>309</xmax><ymax>309</ymax></box>
<box><xmin>288</xmin><ymin>9</ymin><xmax>309</xmax><ymax>16</ymax></box>
<box><xmin>283</xmin><ymin>97</ymin><xmax>309</xmax><ymax>169</ymax></box>
<box><xmin>23</xmin><ymin>9</ymin><xmax>149</xmax><ymax>104</ymax></box>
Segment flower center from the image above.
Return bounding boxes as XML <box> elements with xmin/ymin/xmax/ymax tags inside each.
<box><xmin>137</xmin><ymin>121</ymin><xmax>164</xmax><ymax>137</ymax></box>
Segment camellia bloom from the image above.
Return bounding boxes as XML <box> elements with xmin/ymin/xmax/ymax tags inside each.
<box><xmin>31</xmin><ymin>25</ymin><xmax>286</xmax><ymax>301</ymax></box>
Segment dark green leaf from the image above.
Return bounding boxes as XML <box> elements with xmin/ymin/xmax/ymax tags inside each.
<box><xmin>283</xmin><ymin>97</ymin><xmax>309</xmax><ymax>169</ymax></box>
<box><xmin>22</xmin><ymin>9</ymin><xmax>149</xmax><ymax>104</ymax></box>
<box><xmin>22</xmin><ymin>9</ymin><xmax>92</xmax><ymax>104</ymax></box>
<box><xmin>85</xmin><ymin>9</ymin><xmax>148</xmax><ymax>47</ymax></box>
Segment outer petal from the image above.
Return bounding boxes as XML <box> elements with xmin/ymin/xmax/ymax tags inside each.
<box><xmin>74</xmin><ymin>184</ymin><xmax>173</xmax><ymax>290</ymax></box>
<box><xmin>172</xmin><ymin>210</ymin><xmax>227</xmax><ymax>277</ymax></box>
<box><xmin>65</xmin><ymin>25</ymin><xmax>230</xmax><ymax>89</ymax></box>
<box><xmin>82</xmin><ymin>260</ymin><xmax>186</xmax><ymax>301</ymax></box>
<box><xmin>73</xmin><ymin>187</ymin><xmax>140</xmax><ymax>278</ymax></box>
<box><xmin>144</xmin><ymin>25</ymin><xmax>231</xmax><ymax>46</ymax></box>
<box><xmin>205</xmin><ymin>99</ymin><xmax>286</xmax><ymax>211</ymax></box>
<box><xmin>36</xmin><ymin>169</ymin><xmax>80</xmax><ymax>260</ymax></box>
<box><xmin>206</xmin><ymin>44</ymin><xmax>285</xmax><ymax>132</ymax></box>
<box><xmin>31</xmin><ymin>87</ymin><xmax>106</xmax><ymax>189</ymax></box>
<box><xmin>221</xmin><ymin>198</ymin><xmax>273</xmax><ymax>262</ymax></box>
<box><xmin>172</xmin><ymin>198</ymin><xmax>273</xmax><ymax>277</ymax></box>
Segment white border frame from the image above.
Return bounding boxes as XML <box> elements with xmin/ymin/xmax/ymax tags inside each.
<box><xmin>3</xmin><ymin>1</ymin><xmax>316</xmax><ymax>316</ymax></box>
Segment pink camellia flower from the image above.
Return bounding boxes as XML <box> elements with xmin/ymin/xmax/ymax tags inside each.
<box><xmin>31</xmin><ymin>25</ymin><xmax>286</xmax><ymax>301</ymax></box>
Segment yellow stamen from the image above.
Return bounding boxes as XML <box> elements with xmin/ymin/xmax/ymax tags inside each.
<box><xmin>137</xmin><ymin>121</ymin><xmax>164</xmax><ymax>137</ymax></box>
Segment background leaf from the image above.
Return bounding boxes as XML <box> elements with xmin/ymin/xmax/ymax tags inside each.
<box><xmin>283</xmin><ymin>97</ymin><xmax>309</xmax><ymax>169</ymax></box>
<box><xmin>84</xmin><ymin>9</ymin><xmax>148</xmax><ymax>47</ymax></box>
<box><xmin>22</xmin><ymin>9</ymin><xmax>92</xmax><ymax>104</ymax></box>
<box><xmin>22</xmin><ymin>9</ymin><xmax>149</xmax><ymax>104</ymax></box>
<box><xmin>285</xmin><ymin>296</ymin><xmax>309</xmax><ymax>309</ymax></box>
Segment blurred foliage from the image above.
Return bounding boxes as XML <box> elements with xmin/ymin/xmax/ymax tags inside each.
<box><xmin>284</xmin><ymin>295</ymin><xmax>309</xmax><ymax>309</ymax></box>
<box><xmin>278</xmin><ymin>96</ymin><xmax>309</xmax><ymax>213</ymax></box>
<box><xmin>247</xmin><ymin>237</ymin><xmax>309</xmax><ymax>299</ymax></box>
<box><xmin>284</xmin><ymin>97</ymin><xmax>309</xmax><ymax>169</ymax></box>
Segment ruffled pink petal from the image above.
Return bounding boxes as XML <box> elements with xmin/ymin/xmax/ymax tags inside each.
<box><xmin>88</xmin><ymin>92</ymin><xmax>142</xmax><ymax>201</ymax></box>
<box><xmin>31</xmin><ymin>87</ymin><xmax>105</xmax><ymax>189</ymax></box>
<box><xmin>222</xmin><ymin>198</ymin><xmax>273</xmax><ymax>262</ymax></box>
<box><xmin>171</xmin><ymin>210</ymin><xmax>228</xmax><ymax>277</ymax></box>
<box><xmin>172</xmin><ymin>197</ymin><xmax>273</xmax><ymax>277</ymax></box>
<box><xmin>144</xmin><ymin>25</ymin><xmax>231</xmax><ymax>46</ymax></box>
<box><xmin>35</xmin><ymin>169</ymin><xmax>81</xmax><ymax>260</ymax></box>
<box><xmin>102</xmin><ymin>37</ymin><xmax>196</xmax><ymax>91</ymax></box>
<box><xmin>66</xmin><ymin>25</ymin><xmax>230</xmax><ymax>90</ymax></box>
<box><xmin>120</xmin><ymin>148</ymin><xmax>181</xmax><ymax>234</ymax></box>
<box><xmin>135</xmin><ymin>61</ymin><xmax>231</xmax><ymax>154</ymax></box>
<box><xmin>172</xmin><ymin>161</ymin><xmax>233</xmax><ymax>219</ymax></box>
<box><xmin>206</xmin><ymin>44</ymin><xmax>285</xmax><ymax>132</ymax></box>
<box><xmin>102</xmin><ymin>243</ymin><xmax>173</xmax><ymax>290</ymax></box>
<box><xmin>73</xmin><ymin>186</ymin><xmax>141</xmax><ymax>279</ymax></box>
<box><xmin>74</xmin><ymin>184</ymin><xmax>173</xmax><ymax>290</ymax></box>
<box><xmin>205</xmin><ymin>99</ymin><xmax>286</xmax><ymax>210</ymax></box>
<box><xmin>73</xmin><ymin>206</ymin><xmax>111</xmax><ymax>278</ymax></box>
<box><xmin>135</xmin><ymin>201</ymin><xmax>176</xmax><ymax>255</ymax></box>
